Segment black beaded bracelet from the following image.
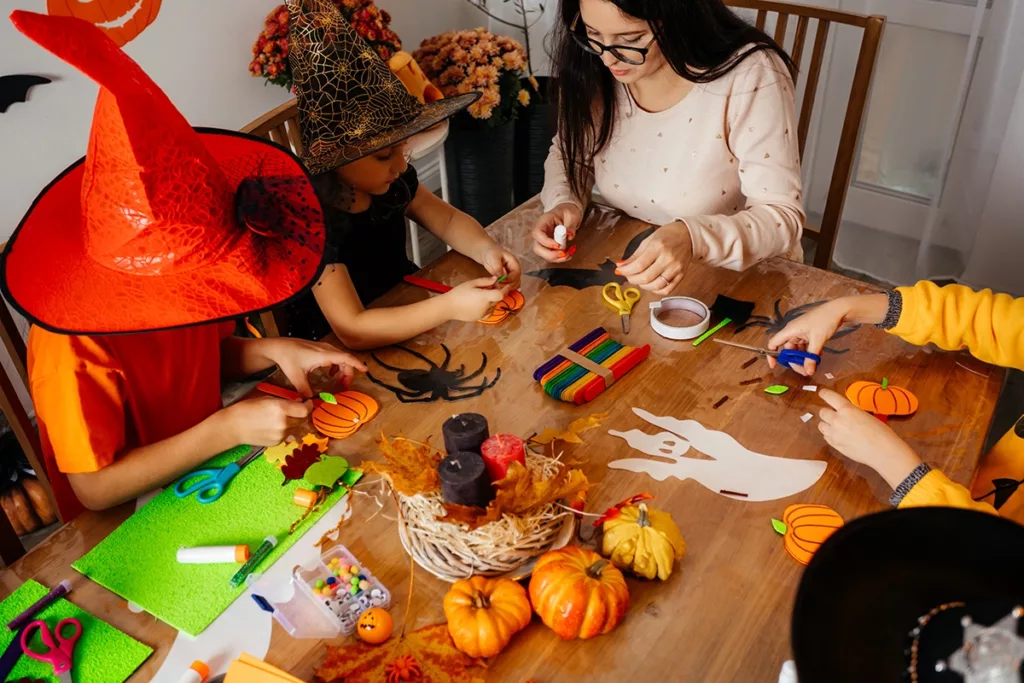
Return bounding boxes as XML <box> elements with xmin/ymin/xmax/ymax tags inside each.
<box><xmin>890</xmin><ymin>462</ymin><xmax>932</xmax><ymax>507</ymax></box>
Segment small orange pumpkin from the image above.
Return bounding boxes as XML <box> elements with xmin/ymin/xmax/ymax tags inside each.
<box><xmin>782</xmin><ymin>503</ymin><xmax>844</xmax><ymax>566</ymax></box>
<box><xmin>478</xmin><ymin>290</ymin><xmax>525</xmax><ymax>325</ymax></box>
<box><xmin>528</xmin><ymin>546</ymin><xmax>629</xmax><ymax>640</ymax></box>
<box><xmin>846</xmin><ymin>378</ymin><xmax>918</xmax><ymax>417</ymax></box>
<box><xmin>312</xmin><ymin>391</ymin><xmax>379</xmax><ymax>439</ymax></box>
<box><xmin>443</xmin><ymin>576</ymin><xmax>531</xmax><ymax>658</ymax></box>
<box><xmin>47</xmin><ymin>0</ymin><xmax>163</xmax><ymax>47</ymax></box>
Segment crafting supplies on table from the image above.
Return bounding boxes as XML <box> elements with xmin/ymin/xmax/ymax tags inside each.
<box><xmin>534</xmin><ymin>327</ymin><xmax>651</xmax><ymax>404</ymax></box>
<box><xmin>251</xmin><ymin>545</ymin><xmax>391</xmax><ymax>639</ymax></box>
<box><xmin>649</xmin><ymin>296</ymin><xmax>711</xmax><ymax>341</ymax></box>
<box><xmin>20</xmin><ymin>617</ymin><xmax>82</xmax><ymax>682</ymax></box>
<box><xmin>173</xmin><ymin>446</ymin><xmax>265</xmax><ymax>504</ymax></box>
<box><xmin>602</xmin><ymin>283</ymin><xmax>641</xmax><ymax>334</ymax></box>
<box><xmin>712</xmin><ymin>339</ymin><xmax>822</xmax><ymax>368</ymax></box>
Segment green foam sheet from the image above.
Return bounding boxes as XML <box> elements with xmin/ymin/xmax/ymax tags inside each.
<box><xmin>0</xmin><ymin>579</ymin><xmax>152</xmax><ymax>683</ymax></box>
<box><xmin>73</xmin><ymin>445</ymin><xmax>347</xmax><ymax>636</ymax></box>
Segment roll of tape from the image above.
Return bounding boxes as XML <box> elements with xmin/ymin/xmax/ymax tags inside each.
<box><xmin>649</xmin><ymin>296</ymin><xmax>711</xmax><ymax>341</ymax></box>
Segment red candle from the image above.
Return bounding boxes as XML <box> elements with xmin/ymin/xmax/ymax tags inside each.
<box><xmin>480</xmin><ymin>434</ymin><xmax>526</xmax><ymax>482</ymax></box>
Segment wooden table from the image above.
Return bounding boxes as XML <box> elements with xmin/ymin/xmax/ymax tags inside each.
<box><xmin>0</xmin><ymin>199</ymin><xmax>1005</xmax><ymax>682</ymax></box>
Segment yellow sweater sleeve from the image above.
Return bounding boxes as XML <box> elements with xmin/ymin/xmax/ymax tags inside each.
<box><xmin>899</xmin><ymin>469</ymin><xmax>997</xmax><ymax>515</ymax></box>
<box><xmin>889</xmin><ymin>281</ymin><xmax>1024</xmax><ymax>370</ymax></box>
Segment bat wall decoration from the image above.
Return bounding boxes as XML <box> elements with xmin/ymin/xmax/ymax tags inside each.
<box><xmin>527</xmin><ymin>226</ymin><xmax>655</xmax><ymax>290</ymax></box>
<box><xmin>0</xmin><ymin>75</ymin><xmax>52</xmax><ymax>113</ymax></box>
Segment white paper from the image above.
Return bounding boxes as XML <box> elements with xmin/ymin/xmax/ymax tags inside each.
<box><xmin>825</xmin><ymin>373</ymin><xmax>835</xmax><ymax>380</ymax></box>
<box><xmin>801</xmin><ymin>413</ymin><xmax>813</xmax><ymax>423</ymax></box>
<box><xmin>803</xmin><ymin>385</ymin><xmax>818</xmax><ymax>392</ymax></box>
<box><xmin>608</xmin><ymin>408</ymin><xmax>826</xmax><ymax>501</ymax></box>
<box><xmin>149</xmin><ymin>495</ymin><xmax>353</xmax><ymax>682</ymax></box>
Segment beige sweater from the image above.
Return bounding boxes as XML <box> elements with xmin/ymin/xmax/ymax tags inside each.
<box><xmin>541</xmin><ymin>49</ymin><xmax>805</xmax><ymax>270</ymax></box>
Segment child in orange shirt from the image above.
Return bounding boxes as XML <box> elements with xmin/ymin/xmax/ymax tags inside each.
<box><xmin>6</xmin><ymin>11</ymin><xmax>364</xmax><ymax>520</ymax></box>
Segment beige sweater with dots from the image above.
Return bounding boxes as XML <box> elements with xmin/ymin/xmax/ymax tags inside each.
<box><xmin>541</xmin><ymin>49</ymin><xmax>805</xmax><ymax>271</ymax></box>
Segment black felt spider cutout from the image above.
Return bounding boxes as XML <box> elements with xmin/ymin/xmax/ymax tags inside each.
<box><xmin>734</xmin><ymin>299</ymin><xmax>860</xmax><ymax>354</ymax></box>
<box><xmin>368</xmin><ymin>344</ymin><xmax>501</xmax><ymax>403</ymax></box>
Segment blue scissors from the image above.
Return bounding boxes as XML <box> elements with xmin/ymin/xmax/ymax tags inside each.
<box><xmin>712</xmin><ymin>339</ymin><xmax>821</xmax><ymax>368</ymax></box>
<box><xmin>173</xmin><ymin>446</ymin><xmax>265</xmax><ymax>504</ymax></box>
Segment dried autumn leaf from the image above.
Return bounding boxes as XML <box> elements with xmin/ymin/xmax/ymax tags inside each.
<box><xmin>362</xmin><ymin>435</ymin><xmax>443</xmax><ymax>496</ymax></box>
<box><xmin>531</xmin><ymin>412</ymin><xmax>609</xmax><ymax>445</ymax></box>
<box><xmin>315</xmin><ymin>623</ymin><xmax>485</xmax><ymax>683</ymax></box>
<box><xmin>439</xmin><ymin>502</ymin><xmax>503</xmax><ymax>529</ymax></box>
<box><xmin>281</xmin><ymin>443</ymin><xmax>322</xmax><ymax>485</ymax></box>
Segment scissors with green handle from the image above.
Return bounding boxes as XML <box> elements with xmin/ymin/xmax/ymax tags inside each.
<box><xmin>602</xmin><ymin>282</ymin><xmax>641</xmax><ymax>334</ymax></box>
<box><xmin>173</xmin><ymin>446</ymin><xmax>266</xmax><ymax>504</ymax></box>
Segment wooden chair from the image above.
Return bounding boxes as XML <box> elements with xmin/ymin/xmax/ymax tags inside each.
<box><xmin>726</xmin><ymin>0</ymin><xmax>885</xmax><ymax>270</ymax></box>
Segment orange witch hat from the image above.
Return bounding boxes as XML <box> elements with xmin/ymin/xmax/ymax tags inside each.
<box><xmin>2</xmin><ymin>10</ymin><xmax>327</xmax><ymax>334</ymax></box>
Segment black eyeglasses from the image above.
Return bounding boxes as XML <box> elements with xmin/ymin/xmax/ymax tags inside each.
<box><xmin>569</xmin><ymin>11</ymin><xmax>656</xmax><ymax>66</ymax></box>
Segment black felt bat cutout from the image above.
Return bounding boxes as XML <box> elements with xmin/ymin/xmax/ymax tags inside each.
<box><xmin>0</xmin><ymin>75</ymin><xmax>52</xmax><ymax>113</ymax></box>
<box><xmin>527</xmin><ymin>226</ymin><xmax>656</xmax><ymax>290</ymax></box>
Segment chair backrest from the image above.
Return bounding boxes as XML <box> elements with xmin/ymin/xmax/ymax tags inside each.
<box><xmin>726</xmin><ymin>0</ymin><xmax>885</xmax><ymax>270</ymax></box>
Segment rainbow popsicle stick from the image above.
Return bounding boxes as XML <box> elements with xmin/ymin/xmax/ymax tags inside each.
<box><xmin>534</xmin><ymin>327</ymin><xmax>650</xmax><ymax>404</ymax></box>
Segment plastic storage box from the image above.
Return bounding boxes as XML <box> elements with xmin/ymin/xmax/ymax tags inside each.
<box><xmin>251</xmin><ymin>544</ymin><xmax>391</xmax><ymax>638</ymax></box>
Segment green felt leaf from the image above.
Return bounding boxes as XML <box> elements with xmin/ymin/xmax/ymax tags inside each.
<box><xmin>341</xmin><ymin>468</ymin><xmax>364</xmax><ymax>487</ymax></box>
<box><xmin>771</xmin><ymin>518</ymin><xmax>787</xmax><ymax>535</ymax></box>
<box><xmin>319</xmin><ymin>391</ymin><xmax>338</xmax><ymax>404</ymax></box>
<box><xmin>304</xmin><ymin>456</ymin><xmax>350</xmax><ymax>488</ymax></box>
<box><xmin>73</xmin><ymin>444</ymin><xmax>347</xmax><ymax>637</ymax></box>
<box><xmin>0</xmin><ymin>580</ymin><xmax>152</xmax><ymax>683</ymax></box>
<box><xmin>765</xmin><ymin>385</ymin><xmax>790</xmax><ymax>395</ymax></box>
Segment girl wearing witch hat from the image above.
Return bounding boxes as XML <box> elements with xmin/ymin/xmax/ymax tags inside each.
<box><xmin>277</xmin><ymin>0</ymin><xmax>523</xmax><ymax>348</ymax></box>
<box><xmin>3</xmin><ymin>10</ymin><xmax>365</xmax><ymax>520</ymax></box>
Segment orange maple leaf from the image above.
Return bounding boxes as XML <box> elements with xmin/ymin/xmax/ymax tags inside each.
<box><xmin>315</xmin><ymin>623</ymin><xmax>485</xmax><ymax>683</ymax></box>
<box><xmin>530</xmin><ymin>412</ymin><xmax>609</xmax><ymax>446</ymax></box>
<box><xmin>361</xmin><ymin>435</ymin><xmax>443</xmax><ymax>496</ymax></box>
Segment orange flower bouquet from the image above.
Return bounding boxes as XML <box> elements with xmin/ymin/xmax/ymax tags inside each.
<box><xmin>249</xmin><ymin>0</ymin><xmax>402</xmax><ymax>91</ymax></box>
<box><xmin>413</xmin><ymin>28</ymin><xmax>530</xmax><ymax>128</ymax></box>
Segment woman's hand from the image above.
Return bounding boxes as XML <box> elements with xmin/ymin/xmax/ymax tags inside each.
<box><xmin>261</xmin><ymin>338</ymin><xmax>367</xmax><ymax>398</ymax></box>
<box><xmin>615</xmin><ymin>221</ymin><xmax>692</xmax><ymax>296</ymax></box>
<box><xmin>479</xmin><ymin>245</ymin><xmax>522</xmax><ymax>291</ymax></box>
<box><xmin>817</xmin><ymin>388</ymin><xmax>923</xmax><ymax>489</ymax></box>
<box><xmin>532</xmin><ymin>202</ymin><xmax>582</xmax><ymax>263</ymax></box>
<box><xmin>443</xmin><ymin>277</ymin><xmax>509</xmax><ymax>322</ymax></box>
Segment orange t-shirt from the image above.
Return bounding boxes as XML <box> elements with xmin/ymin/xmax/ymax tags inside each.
<box><xmin>28</xmin><ymin>322</ymin><xmax>235</xmax><ymax>520</ymax></box>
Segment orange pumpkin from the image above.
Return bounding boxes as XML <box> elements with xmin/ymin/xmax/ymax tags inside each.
<box><xmin>478</xmin><ymin>290</ymin><xmax>525</xmax><ymax>325</ymax></box>
<box><xmin>443</xmin><ymin>576</ymin><xmax>531</xmax><ymax>658</ymax></box>
<box><xmin>782</xmin><ymin>503</ymin><xmax>844</xmax><ymax>566</ymax></box>
<box><xmin>528</xmin><ymin>546</ymin><xmax>629</xmax><ymax>640</ymax></box>
<box><xmin>846</xmin><ymin>378</ymin><xmax>918</xmax><ymax>417</ymax></box>
<box><xmin>312</xmin><ymin>391</ymin><xmax>379</xmax><ymax>440</ymax></box>
<box><xmin>47</xmin><ymin>0</ymin><xmax>163</xmax><ymax>47</ymax></box>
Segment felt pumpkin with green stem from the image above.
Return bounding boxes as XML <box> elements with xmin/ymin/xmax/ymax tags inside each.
<box><xmin>846</xmin><ymin>377</ymin><xmax>919</xmax><ymax>423</ymax></box>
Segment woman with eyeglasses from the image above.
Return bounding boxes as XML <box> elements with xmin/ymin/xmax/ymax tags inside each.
<box><xmin>533</xmin><ymin>0</ymin><xmax>804</xmax><ymax>296</ymax></box>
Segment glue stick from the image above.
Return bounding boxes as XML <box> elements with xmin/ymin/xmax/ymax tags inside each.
<box><xmin>554</xmin><ymin>224</ymin><xmax>568</xmax><ymax>249</ymax></box>
<box><xmin>176</xmin><ymin>660</ymin><xmax>210</xmax><ymax>683</ymax></box>
<box><xmin>177</xmin><ymin>545</ymin><xmax>250</xmax><ymax>565</ymax></box>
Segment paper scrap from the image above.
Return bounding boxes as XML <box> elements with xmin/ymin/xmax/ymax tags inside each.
<box><xmin>771</xmin><ymin>518</ymin><xmax>787</xmax><ymax>535</ymax></box>
<box><xmin>803</xmin><ymin>385</ymin><xmax>818</xmax><ymax>392</ymax></box>
<box><xmin>825</xmin><ymin>373</ymin><xmax>834</xmax><ymax>380</ymax></box>
<box><xmin>800</xmin><ymin>413</ymin><xmax>813</xmax><ymax>423</ymax></box>
<box><xmin>765</xmin><ymin>385</ymin><xmax>789</xmax><ymax>395</ymax></box>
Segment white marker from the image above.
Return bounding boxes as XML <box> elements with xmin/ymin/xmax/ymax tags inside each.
<box><xmin>554</xmin><ymin>224</ymin><xmax>568</xmax><ymax>249</ymax></box>
<box><xmin>177</xmin><ymin>545</ymin><xmax>250</xmax><ymax>564</ymax></box>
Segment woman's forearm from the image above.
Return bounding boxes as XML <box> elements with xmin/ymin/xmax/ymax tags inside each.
<box><xmin>67</xmin><ymin>410</ymin><xmax>238</xmax><ymax>511</ymax></box>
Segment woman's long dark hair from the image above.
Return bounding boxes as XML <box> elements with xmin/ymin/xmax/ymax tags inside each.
<box><xmin>553</xmin><ymin>0</ymin><xmax>796</xmax><ymax>199</ymax></box>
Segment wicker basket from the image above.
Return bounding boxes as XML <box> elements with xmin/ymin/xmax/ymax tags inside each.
<box><xmin>394</xmin><ymin>450</ymin><xmax>577</xmax><ymax>582</ymax></box>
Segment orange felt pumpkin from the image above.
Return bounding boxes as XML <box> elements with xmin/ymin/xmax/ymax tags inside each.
<box><xmin>528</xmin><ymin>546</ymin><xmax>629</xmax><ymax>640</ymax></box>
<box><xmin>47</xmin><ymin>0</ymin><xmax>163</xmax><ymax>47</ymax></box>
<box><xmin>478</xmin><ymin>290</ymin><xmax>525</xmax><ymax>325</ymax></box>
<box><xmin>782</xmin><ymin>503</ymin><xmax>844</xmax><ymax>566</ymax></box>
<box><xmin>443</xmin><ymin>576</ymin><xmax>531</xmax><ymax>658</ymax></box>
<box><xmin>312</xmin><ymin>391</ymin><xmax>379</xmax><ymax>439</ymax></box>
<box><xmin>846</xmin><ymin>378</ymin><xmax>918</xmax><ymax>417</ymax></box>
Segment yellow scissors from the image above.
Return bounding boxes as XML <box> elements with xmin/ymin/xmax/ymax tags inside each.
<box><xmin>602</xmin><ymin>282</ymin><xmax>641</xmax><ymax>334</ymax></box>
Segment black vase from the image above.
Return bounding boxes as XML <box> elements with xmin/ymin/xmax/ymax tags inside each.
<box><xmin>514</xmin><ymin>76</ymin><xmax>557</xmax><ymax>205</ymax></box>
<box><xmin>444</xmin><ymin>117</ymin><xmax>516</xmax><ymax>227</ymax></box>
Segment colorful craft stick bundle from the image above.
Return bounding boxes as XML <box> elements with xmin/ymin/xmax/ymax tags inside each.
<box><xmin>533</xmin><ymin>327</ymin><xmax>650</xmax><ymax>404</ymax></box>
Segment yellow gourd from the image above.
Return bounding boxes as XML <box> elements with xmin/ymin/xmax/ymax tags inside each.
<box><xmin>601</xmin><ymin>503</ymin><xmax>685</xmax><ymax>580</ymax></box>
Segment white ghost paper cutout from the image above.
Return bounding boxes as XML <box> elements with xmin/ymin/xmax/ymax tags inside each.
<box><xmin>608</xmin><ymin>408</ymin><xmax>826</xmax><ymax>501</ymax></box>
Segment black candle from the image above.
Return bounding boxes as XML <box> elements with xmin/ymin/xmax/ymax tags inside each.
<box><xmin>439</xmin><ymin>451</ymin><xmax>493</xmax><ymax>508</ymax></box>
<box><xmin>442</xmin><ymin>413</ymin><xmax>490</xmax><ymax>455</ymax></box>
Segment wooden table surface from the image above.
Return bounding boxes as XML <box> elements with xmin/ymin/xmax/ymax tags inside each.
<box><xmin>0</xmin><ymin>199</ymin><xmax>1005</xmax><ymax>682</ymax></box>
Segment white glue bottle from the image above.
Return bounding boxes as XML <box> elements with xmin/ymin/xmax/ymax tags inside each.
<box><xmin>176</xmin><ymin>660</ymin><xmax>210</xmax><ymax>683</ymax></box>
<box><xmin>554</xmin><ymin>224</ymin><xmax>568</xmax><ymax>249</ymax></box>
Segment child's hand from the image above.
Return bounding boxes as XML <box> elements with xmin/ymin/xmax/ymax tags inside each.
<box><xmin>532</xmin><ymin>202</ymin><xmax>582</xmax><ymax>262</ymax></box>
<box><xmin>817</xmin><ymin>388</ymin><xmax>923</xmax><ymax>489</ymax></box>
<box><xmin>766</xmin><ymin>299</ymin><xmax>851</xmax><ymax>376</ymax></box>
<box><xmin>223</xmin><ymin>396</ymin><xmax>313</xmax><ymax>446</ymax></box>
<box><xmin>480</xmin><ymin>246</ymin><xmax>522</xmax><ymax>290</ymax></box>
<box><xmin>444</xmin><ymin>277</ymin><xmax>508</xmax><ymax>322</ymax></box>
<box><xmin>263</xmin><ymin>338</ymin><xmax>368</xmax><ymax>397</ymax></box>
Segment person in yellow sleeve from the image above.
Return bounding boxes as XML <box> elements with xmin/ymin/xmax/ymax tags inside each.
<box><xmin>766</xmin><ymin>281</ymin><xmax>1024</xmax><ymax>517</ymax></box>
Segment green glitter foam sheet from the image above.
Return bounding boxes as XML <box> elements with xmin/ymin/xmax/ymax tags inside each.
<box><xmin>73</xmin><ymin>445</ymin><xmax>347</xmax><ymax>636</ymax></box>
<box><xmin>0</xmin><ymin>579</ymin><xmax>152</xmax><ymax>683</ymax></box>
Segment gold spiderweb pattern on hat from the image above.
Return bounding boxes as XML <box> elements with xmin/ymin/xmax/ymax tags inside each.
<box><xmin>287</xmin><ymin>0</ymin><xmax>423</xmax><ymax>174</ymax></box>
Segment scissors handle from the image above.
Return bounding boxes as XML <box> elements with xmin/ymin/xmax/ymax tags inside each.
<box><xmin>21</xmin><ymin>618</ymin><xmax>81</xmax><ymax>675</ymax></box>
<box><xmin>776</xmin><ymin>348</ymin><xmax>822</xmax><ymax>367</ymax></box>
<box><xmin>173</xmin><ymin>462</ymin><xmax>240</xmax><ymax>503</ymax></box>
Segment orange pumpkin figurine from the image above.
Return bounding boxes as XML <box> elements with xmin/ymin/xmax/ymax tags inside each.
<box><xmin>479</xmin><ymin>290</ymin><xmax>525</xmax><ymax>326</ymax></box>
<box><xmin>529</xmin><ymin>546</ymin><xmax>629</xmax><ymax>640</ymax></box>
<box><xmin>356</xmin><ymin>607</ymin><xmax>393</xmax><ymax>645</ymax></box>
<box><xmin>846</xmin><ymin>378</ymin><xmax>918</xmax><ymax>423</ymax></box>
<box><xmin>47</xmin><ymin>0</ymin><xmax>162</xmax><ymax>46</ymax></box>
<box><xmin>782</xmin><ymin>503</ymin><xmax>844</xmax><ymax>566</ymax></box>
<box><xmin>312</xmin><ymin>391</ymin><xmax>379</xmax><ymax>440</ymax></box>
